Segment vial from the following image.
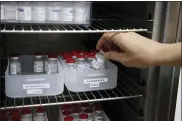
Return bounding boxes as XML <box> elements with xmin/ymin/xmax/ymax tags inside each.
<box><xmin>59</xmin><ymin>2</ymin><xmax>73</xmax><ymax>23</ymax></box>
<box><xmin>0</xmin><ymin>110</ymin><xmax>7</xmax><ymax>121</ymax></box>
<box><xmin>18</xmin><ymin>2</ymin><xmax>31</xmax><ymax>23</ymax></box>
<box><xmin>73</xmin><ymin>2</ymin><xmax>89</xmax><ymax>24</ymax></box>
<box><xmin>33</xmin><ymin>54</ymin><xmax>45</xmax><ymax>74</ymax></box>
<box><xmin>46</xmin><ymin>2</ymin><xmax>60</xmax><ymax>22</ymax></box>
<box><xmin>21</xmin><ymin>108</ymin><xmax>32</xmax><ymax>121</ymax></box>
<box><xmin>79</xmin><ymin>114</ymin><xmax>88</xmax><ymax>121</ymax></box>
<box><xmin>1</xmin><ymin>2</ymin><xmax>5</xmax><ymax>22</ymax></box>
<box><xmin>91</xmin><ymin>51</ymin><xmax>105</xmax><ymax>70</ymax></box>
<box><xmin>76</xmin><ymin>54</ymin><xmax>87</xmax><ymax>71</ymax></box>
<box><xmin>94</xmin><ymin>106</ymin><xmax>103</xmax><ymax>121</ymax></box>
<box><xmin>72</xmin><ymin>108</ymin><xmax>81</xmax><ymax>120</ymax></box>
<box><xmin>66</xmin><ymin>58</ymin><xmax>76</xmax><ymax>70</ymax></box>
<box><xmin>71</xmin><ymin>51</ymin><xmax>77</xmax><ymax>60</ymax></box>
<box><xmin>84</xmin><ymin>108</ymin><xmax>94</xmax><ymax>120</ymax></box>
<box><xmin>11</xmin><ymin>110</ymin><xmax>21</xmax><ymax>121</ymax></box>
<box><xmin>32</xmin><ymin>2</ymin><xmax>46</xmax><ymax>23</ymax></box>
<box><xmin>47</xmin><ymin>54</ymin><xmax>58</xmax><ymax>74</ymax></box>
<box><xmin>33</xmin><ymin>107</ymin><xmax>46</xmax><ymax>121</ymax></box>
<box><xmin>63</xmin><ymin>111</ymin><xmax>72</xmax><ymax>118</ymax></box>
<box><xmin>4</xmin><ymin>2</ymin><xmax>18</xmax><ymax>22</ymax></box>
<box><xmin>9</xmin><ymin>55</ymin><xmax>21</xmax><ymax>75</ymax></box>
<box><xmin>64</xmin><ymin>116</ymin><xmax>74</xmax><ymax>121</ymax></box>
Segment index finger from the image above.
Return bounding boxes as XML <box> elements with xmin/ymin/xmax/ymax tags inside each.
<box><xmin>96</xmin><ymin>32</ymin><xmax>120</xmax><ymax>50</ymax></box>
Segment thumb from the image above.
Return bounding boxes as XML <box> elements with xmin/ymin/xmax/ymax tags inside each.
<box><xmin>104</xmin><ymin>51</ymin><xmax>125</xmax><ymax>63</ymax></box>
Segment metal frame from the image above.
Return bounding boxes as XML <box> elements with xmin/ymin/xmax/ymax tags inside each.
<box><xmin>145</xmin><ymin>2</ymin><xmax>181</xmax><ymax>121</ymax></box>
<box><xmin>0</xmin><ymin>19</ymin><xmax>148</xmax><ymax>33</ymax></box>
<box><xmin>0</xmin><ymin>80</ymin><xmax>142</xmax><ymax>110</ymax></box>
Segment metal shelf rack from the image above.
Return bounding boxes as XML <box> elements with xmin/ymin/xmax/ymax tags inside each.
<box><xmin>0</xmin><ymin>81</ymin><xmax>142</xmax><ymax>110</ymax></box>
<box><xmin>0</xmin><ymin>19</ymin><xmax>148</xmax><ymax>33</ymax></box>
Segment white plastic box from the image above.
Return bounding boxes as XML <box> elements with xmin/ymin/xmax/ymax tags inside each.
<box><xmin>1</xmin><ymin>2</ymin><xmax>92</xmax><ymax>26</ymax></box>
<box><xmin>5</xmin><ymin>55</ymin><xmax>64</xmax><ymax>98</ymax></box>
<box><xmin>60</xmin><ymin>58</ymin><xmax>118</xmax><ymax>92</ymax></box>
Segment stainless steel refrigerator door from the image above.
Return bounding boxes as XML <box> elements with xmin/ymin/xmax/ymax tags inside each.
<box><xmin>145</xmin><ymin>2</ymin><xmax>181</xmax><ymax>121</ymax></box>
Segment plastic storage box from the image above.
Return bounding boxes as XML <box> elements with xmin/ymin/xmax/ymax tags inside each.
<box><xmin>61</xmin><ymin>59</ymin><xmax>118</xmax><ymax>92</ymax></box>
<box><xmin>1</xmin><ymin>2</ymin><xmax>92</xmax><ymax>26</ymax></box>
<box><xmin>5</xmin><ymin>55</ymin><xmax>64</xmax><ymax>98</ymax></box>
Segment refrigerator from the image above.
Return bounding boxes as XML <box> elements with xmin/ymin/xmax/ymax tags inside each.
<box><xmin>0</xmin><ymin>1</ymin><xmax>181</xmax><ymax>121</ymax></box>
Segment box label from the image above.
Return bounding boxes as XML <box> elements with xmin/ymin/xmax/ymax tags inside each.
<box><xmin>90</xmin><ymin>82</ymin><xmax>100</xmax><ymax>88</ymax></box>
<box><xmin>23</xmin><ymin>83</ymin><xmax>50</xmax><ymax>90</ymax></box>
<box><xmin>27</xmin><ymin>89</ymin><xmax>42</xmax><ymax>94</ymax></box>
<box><xmin>84</xmin><ymin>78</ymin><xmax>108</xmax><ymax>84</ymax></box>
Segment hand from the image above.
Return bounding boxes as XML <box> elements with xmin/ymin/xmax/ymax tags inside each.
<box><xmin>96</xmin><ymin>32</ymin><xmax>163</xmax><ymax>68</ymax></box>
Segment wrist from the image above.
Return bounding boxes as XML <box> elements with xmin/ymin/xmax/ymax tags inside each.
<box><xmin>152</xmin><ymin>43</ymin><xmax>181</xmax><ymax>66</ymax></box>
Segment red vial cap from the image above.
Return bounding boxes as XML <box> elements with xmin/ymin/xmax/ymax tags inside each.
<box><xmin>63</xmin><ymin>111</ymin><xmax>71</xmax><ymax>116</ymax></box>
<box><xmin>11</xmin><ymin>111</ymin><xmax>21</xmax><ymax>121</ymax></box>
<box><xmin>87</xmin><ymin>53</ymin><xmax>95</xmax><ymax>58</ymax></box>
<box><xmin>22</xmin><ymin>108</ymin><xmax>31</xmax><ymax>115</ymax></box>
<box><xmin>79</xmin><ymin>114</ymin><xmax>88</xmax><ymax>119</ymax></box>
<box><xmin>66</xmin><ymin>58</ymin><xmax>75</xmax><ymax>63</ymax></box>
<box><xmin>95</xmin><ymin>106</ymin><xmax>102</xmax><ymax>111</ymax></box>
<box><xmin>72</xmin><ymin>52</ymin><xmax>77</xmax><ymax>56</ymax></box>
<box><xmin>64</xmin><ymin>116</ymin><xmax>74</xmax><ymax>121</ymax></box>
<box><xmin>77</xmin><ymin>54</ymin><xmax>85</xmax><ymax>59</ymax></box>
<box><xmin>0</xmin><ymin>110</ymin><xmax>7</xmax><ymax>120</ymax></box>
<box><xmin>48</xmin><ymin>54</ymin><xmax>57</xmax><ymax>58</ymax></box>
<box><xmin>36</xmin><ymin>107</ymin><xmax>45</xmax><ymax>113</ymax></box>
<box><xmin>63</xmin><ymin>55</ymin><xmax>72</xmax><ymax>59</ymax></box>
<box><xmin>61</xmin><ymin>104</ymin><xmax>71</xmax><ymax>111</ymax></box>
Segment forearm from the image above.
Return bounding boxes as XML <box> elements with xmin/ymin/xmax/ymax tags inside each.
<box><xmin>154</xmin><ymin>43</ymin><xmax>181</xmax><ymax>66</ymax></box>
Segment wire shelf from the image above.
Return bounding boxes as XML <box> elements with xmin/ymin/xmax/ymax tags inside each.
<box><xmin>0</xmin><ymin>81</ymin><xmax>142</xmax><ymax>110</ymax></box>
<box><xmin>0</xmin><ymin>19</ymin><xmax>148</xmax><ymax>33</ymax></box>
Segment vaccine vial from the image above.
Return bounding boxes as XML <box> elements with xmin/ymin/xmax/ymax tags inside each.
<box><xmin>47</xmin><ymin>55</ymin><xmax>58</xmax><ymax>74</ymax></box>
<box><xmin>11</xmin><ymin>110</ymin><xmax>21</xmax><ymax>121</ymax></box>
<box><xmin>33</xmin><ymin>107</ymin><xmax>46</xmax><ymax>121</ymax></box>
<box><xmin>64</xmin><ymin>116</ymin><xmax>74</xmax><ymax>121</ymax></box>
<box><xmin>59</xmin><ymin>2</ymin><xmax>73</xmax><ymax>23</ymax></box>
<box><xmin>46</xmin><ymin>2</ymin><xmax>60</xmax><ymax>22</ymax></box>
<box><xmin>1</xmin><ymin>2</ymin><xmax>5</xmax><ymax>22</ymax></box>
<box><xmin>84</xmin><ymin>108</ymin><xmax>94</xmax><ymax>121</ymax></box>
<box><xmin>66</xmin><ymin>58</ymin><xmax>76</xmax><ymax>70</ymax></box>
<box><xmin>32</xmin><ymin>2</ymin><xmax>46</xmax><ymax>23</ymax></box>
<box><xmin>91</xmin><ymin>51</ymin><xmax>105</xmax><ymax>70</ymax></box>
<box><xmin>72</xmin><ymin>108</ymin><xmax>81</xmax><ymax>121</ymax></box>
<box><xmin>73</xmin><ymin>2</ymin><xmax>88</xmax><ymax>24</ymax></box>
<box><xmin>18</xmin><ymin>2</ymin><xmax>31</xmax><ymax>22</ymax></box>
<box><xmin>33</xmin><ymin>54</ymin><xmax>45</xmax><ymax>74</ymax></box>
<box><xmin>79</xmin><ymin>114</ymin><xmax>88</xmax><ymax>121</ymax></box>
<box><xmin>4</xmin><ymin>2</ymin><xmax>18</xmax><ymax>22</ymax></box>
<box><xmin>9</xmin><ymin>55</ymin><xmax>21</xmax><ymax>75</ymax></box>
<box><xmin>76</xmin><ymin>54</ymin><xmax>87</xmax><ymax>71</ymax></box>
<box><xmin>94</xmin><ymin>106</ymin><xmax>103</xmax><ymax>121</ymax></box>
<box><xmin>71</xmin><ymin>51</ymin><xmax>77</xmax><ymax>60</ymax></box>
<box><xmin>21</xmin><ymin>108</ymin><xmax>32</xmax><ymax>121</ymax></box>
<box><xmin>63</xmin><ymin>111</ymin><xmax>72</xmax><ymax>118</ymax></box>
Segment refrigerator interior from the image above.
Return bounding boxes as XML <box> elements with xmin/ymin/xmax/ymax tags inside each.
<box><xmin>0</xmin><ymin>1</ymin><xmax>180</xmax><ymax>121</ymax></box>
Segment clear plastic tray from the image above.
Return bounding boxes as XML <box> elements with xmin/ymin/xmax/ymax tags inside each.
<box><xmin>5</xmin><ymin>55</ymin><xmax>64</xmax><ymax>98</ymax></box>
<box><xmin>58</xmin><ymin>107</ymin><xmax>110</xmax><ymax>121</ymax></box>
<box><xmin>60</xmin><ymin>59</ymin><xmax>118</xmax><ymax>92</ymax></box>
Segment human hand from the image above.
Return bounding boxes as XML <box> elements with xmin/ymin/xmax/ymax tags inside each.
<box><xmin>96</xmin><ymin>32</ymin><xmax>163</xmax><ymax>68</ymax></box>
